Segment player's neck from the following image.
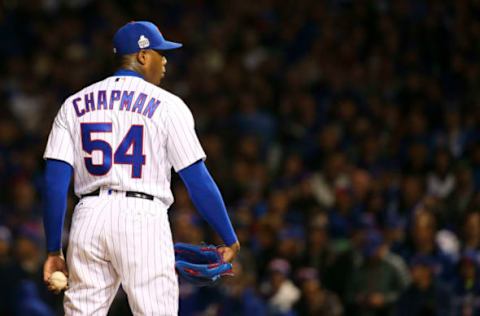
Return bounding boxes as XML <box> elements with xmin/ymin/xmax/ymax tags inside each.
<box><xmin>118</xmin><ymin>65</ymin><xmax>145</xmax><ymax>78</ymax></box>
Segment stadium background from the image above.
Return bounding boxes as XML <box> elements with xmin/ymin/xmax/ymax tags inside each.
<box><xmin>1</xmin><ymin>0</ymin><xmax>480</xmax><ymax>315</ymax></box>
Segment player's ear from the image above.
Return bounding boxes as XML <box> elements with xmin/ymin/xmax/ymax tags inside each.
<box><xmin>136</xmin><ymin>50</ymin><xmax>148</xmax><ymax>66</ymax></box>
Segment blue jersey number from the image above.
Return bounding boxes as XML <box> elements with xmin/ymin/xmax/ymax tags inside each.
<box><xmin>114</xmin><ymin>125</ymin><xmax>146</xmax><ymax>178</ymax></box>
<box><xmin>81</xmin><ymin>123</ymin><xmax>145</xmax><ymax>178</ymax></box>
<box><xmin>81</xmin><ymin>123</ymin><xmax>113</xmax><ymax>175</ymax></box>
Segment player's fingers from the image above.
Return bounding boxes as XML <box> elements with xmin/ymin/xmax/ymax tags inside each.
<box><xmin>214</xmin><ymin>262</ymin><xmax>233</xmax><ymax>276</ymax></box>
<box><xmin>43</xmin><ymin>271</ymin><xmax>51</xmax><ymax>284</ymax></box>
<box><xmin>47</xmin><ymin>283</ymin><xmax>66</xmax><ymax>294</ymax></box>
<box><xmin>219</xmin><ymin>248</ymin><xmax>234</xmax><ymax>263</ymax></box>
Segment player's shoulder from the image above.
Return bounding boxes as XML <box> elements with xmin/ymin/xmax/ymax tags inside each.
<box><xmin>148</xmin><ymin>83</ymin><xmax>184</xmax><ymax>106</ymax></box>
<box><xmin>147</xmin><ymin>83</ymin><xmax>191</xmax><ymax>114</ymax></box>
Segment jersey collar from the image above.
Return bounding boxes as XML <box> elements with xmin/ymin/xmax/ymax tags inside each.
<box><xmin>114</xmin><ymin>69</ymin><xmax>144</xmax><ymax>79</ymax></box>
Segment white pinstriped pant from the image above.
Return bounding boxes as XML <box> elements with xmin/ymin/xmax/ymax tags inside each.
<box><xmin>64</xmin><ymin>189</ymin><xmax>178</xmax><ymax>315</ymax></box>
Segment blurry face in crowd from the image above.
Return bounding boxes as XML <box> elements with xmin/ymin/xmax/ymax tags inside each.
<box><xmin>408</xmin><ymin>143</ymin><xmax>428</xmax><ymax>169</ymax></box>
<box><xmin>370</xmin><ymin>244</ymin><xmax>387</xmax><ymax>262</ymax></box>
<box><xmin>278</xmin><ymin>237</ymin><xmax>303</xmax><ymax>259</ymax></box>
<box><xmin>324</xmin><ymin>152</ymin><xmax>346</xmax><ymax>180</ymax></box>
<box><xmin>284</xmin><ymin>154</ymin><xmax>303</xmax><ymax>178</ymax></box>
<box><xmin>268</xmin><ymin>191</ymin><xmax>289</xmax><ymax>214</ymax></box>
<box><xmin>12</xmin><ymin>179</ymin><xmax>36</xmax><ymax>212</ymax></box>
<box><xmin>257</xmin><ymin>225</ymin><xmax>276</xmax><ymax>249</ymax></box>
<box><xmin>464</xmin><ymin>212</ymin><xmax>480</xmax><ymax>244</ymax></box>
<box><xmin>385</xmin><ymin>226</ymin><xmax>405</xmax><ymax>245</ymax></box>
<box><xmin>0</xmin><ymin>240</ymin><xmax>10</xmax><ymax>259</ymax></box>
<box><xmin>14</xmin><ymin>237</ymin><xmax>39</xmax><ymax>263</ymax></box>
<box><xmin>402</xmin><ymin>176</ymin><xmax>424</xmax><ymax>206</ymax></box>
<box><xmin>366</xmin><ymin>192</ymin><xmax>384</xmax><ymax>214</ymax></box>
<box><xmin>411</xmin><ymin>265</ymin><xmax>433</xmax><ymax>288</ymax></box>
<box><xmin>319</xmin><ymin>124</ymin><xmax>341</xmax><ymax>153</ymax></box>
<box><xmin>460</xmin><ymin>261</ymin><xmax>476</xmax><ymax>280</ymax></box>
<box><xmin>335</xmin><ymin>188</ymin><xmax>353</xmax><ymax>213</ymax></box>
<box><xmin>472</xmin><ymin>145</ymin><xmax>480</xmax><ymax>165</ymax></box>
<box><xmin>309</xmin><ymin>227</ymin><xmax>328</xmax><ymax>249</ymax></box>
<box><xmin>434</xmin><ymin>149</ymin><xmax>451</xmax><ymax>174</ymax></box>
<box><xmin>445</xmin><ymin>110</ymin><xmax>461</xmax><ymax>130</ymax></box>
<box><xmin>351</xmin><ymin>169</ymin><xmax>371</xmax><ymax>201</ymax></box>
<box><xmin>270</xmin><ymin>271</ymin><xmax>286</xmax><ymax>291</ymax></box>
<box><xmin>337</xmin><ymin>99</ymin><xmax>357</xmax><ymax>122</ymax></box>
<box><xmin>456</xmin><ymin>166</ymin><xmax>473</xmax><ymax>188</ymax></box>
<box><xmin>412</xmin><ymin>211</ymin><xmax>436</xmax><ymax>248</ymax></box>
<box><xmin>302</xmin><ymin>279</ymin><xmax>323</xmax><ymax>303</ymax></box>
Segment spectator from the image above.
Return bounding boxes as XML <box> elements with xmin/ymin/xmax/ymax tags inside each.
<box><xmin>294</xmin><ymin>267</ymin><xmax>343</xmax><ymax>316</ymax></box>
<box><xmin>452</xmin><ymin>251</ymin><xmax>480</xmax><ymax>316</ymax></box>
<box><xmin>427</xmin><ymin>148</ymin><xmax>456</xmax><ymax>199</ymax></box>
<box><xmin>402</xmin><ymin>209</ymin><xmax>455</xmax><ymax>282</ymax></box>
<box><xmin>446</xmin><ymin>163</ymin><xmax>476</xmax><ymax>225</ymax></box>
<box><xmin>277</xmin><ymin>226</ymin><xmax>306</xmax><ymax>272</ymax></box>
<box><xmin>302</xmin><ymin>213</ymin><xmax>336</xmax><ymax>283</ymax></box>
<box><xmin>396</xmin><ymin>256</ymin><xmax>453</xmax><ymax>316</ymax></box>
<box><xmin>346</xmin><ymin>230</ymin><xmax>404</xmax><ymax>316</ymax></box>
<box><xmin>0</xmin><ymin>226</ymin><xmax>12</xmax><ymax>265</ymax></box>
<box><xmin>327</xmin><ymin>214</ymin><xmax>372</xmax><ymax>302</ymax></box>
<box><xmin>218</xmin><ymin>262</ymin><xmax>266</xmax><ymax>316</ymax></box>
<box><xmin>462</xmin><ymin>211</ymin><xmax>480</xmax><ymax>252</ymax></box>
<box><xmin>260</xmin><ymin>258</ymin><xmax>300</xmax><ymax>316</ymax></box>
<box><xmin>0</xmin><ymin>226</ymin><xmax>13</xmax><ymax>315</ymax></box>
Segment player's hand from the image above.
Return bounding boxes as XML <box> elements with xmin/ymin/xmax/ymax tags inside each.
<box><xmin>43</xmin><ymin>252</ymin><xmax>68</xmax><ymax>294</ymax></box>
<box><xmin>217</xmin><ymin>241</ymin><xmax>240</xmax><ymax>263</ymax></box>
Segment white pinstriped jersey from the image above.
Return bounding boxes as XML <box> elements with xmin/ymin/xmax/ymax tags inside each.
<box><xmin>44</xmin><ymin>75</ymin><xmax>206</xmax><ymax>206</ymax></box>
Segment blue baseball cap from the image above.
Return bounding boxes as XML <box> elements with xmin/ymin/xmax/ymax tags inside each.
<box><xmin>113</xmin><ymin>21</ymin><xmax>182</xmax><ymax>55</ymax></box>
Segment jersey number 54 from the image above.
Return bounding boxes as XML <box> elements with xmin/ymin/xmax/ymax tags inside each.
<box><xmin>81</xmin><ymin>123</ymin><xmax>145</xmax><ymax>178</ymax></box>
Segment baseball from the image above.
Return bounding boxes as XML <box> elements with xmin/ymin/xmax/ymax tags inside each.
<box><xmin>49</xmin><ymin>271</ymin><xmax>68</xmax><ymax>290</ymax></box>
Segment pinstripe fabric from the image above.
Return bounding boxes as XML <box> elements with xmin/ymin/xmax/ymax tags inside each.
<box><xmin>64</xmin><ymin>191</ymin><xmax>178</xmax><ymax>315</ymax></box>
<box><xmin>44</xmin><ymin>75</ymin><xmax>201</xmax><ymax>315</ymax></box>
<box><xmin>44</xmin><ymin>76</ymin><xmax>206</xmax><ymax>205</ymax></box>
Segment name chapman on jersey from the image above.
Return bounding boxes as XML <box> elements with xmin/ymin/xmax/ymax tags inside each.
<box><xmin>72</xmin><ymin>90</ymin><xmax>160</xmax><ymax>118</ymax></box>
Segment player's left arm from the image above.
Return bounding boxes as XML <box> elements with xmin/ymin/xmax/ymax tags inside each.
<box><xmin>178</xmin><ymin>160</ymin><xmax>240</xmax><ymax>261</ymax></box>
<box><xmin>165</xmin><ymin>99</ymin><xmax>240</xmax><ymax>261</ymax></box>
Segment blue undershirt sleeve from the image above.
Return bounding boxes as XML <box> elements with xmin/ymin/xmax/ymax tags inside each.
<box><xmin>178</xmin><ymin>160</ymin><xmax>238</xmax><ymax>246</ymax></box>
<box><xmin>43</xmin><ymin>159</ymin><xmax>73</xmax><ymax>252</ymax></box>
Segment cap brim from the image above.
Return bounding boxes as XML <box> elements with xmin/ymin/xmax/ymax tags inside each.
<box><xmin>152</xmin><ymin>40</ymin><xmax>182</xmax><ymax>51</ymax></box>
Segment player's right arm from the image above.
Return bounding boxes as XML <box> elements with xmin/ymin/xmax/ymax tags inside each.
<box><xmin>42</xmin><ymin>103</ymin><xmax>74</xmax><ymax>289</ymax></box>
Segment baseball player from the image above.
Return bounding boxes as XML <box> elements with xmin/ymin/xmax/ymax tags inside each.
<box><xmin>42</xmin><ymin>21</ymin><xmax>240</xmax><ymax>315</ymax></box>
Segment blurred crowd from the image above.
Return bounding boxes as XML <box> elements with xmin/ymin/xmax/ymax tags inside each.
<box><xmin>1</xmin><ymin>0</ymin><xmax>480</xmax><ymax>315</ymax></box>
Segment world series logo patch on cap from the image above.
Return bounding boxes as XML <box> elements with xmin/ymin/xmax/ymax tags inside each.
<box><xmin>138</xmin><ymin>35</ymin><xmax>150</xmax><ymax>49</ymax></box>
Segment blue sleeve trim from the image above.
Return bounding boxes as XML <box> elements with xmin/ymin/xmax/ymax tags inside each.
<box><xmin>178</xmin><ymin>160</ymin><xmax>238</xmax><ymax>246</ymax></box>
<box><xmin>43</xmin><ymin>159</ymin><xmax>73</xmax><ymax>252</ymax></box>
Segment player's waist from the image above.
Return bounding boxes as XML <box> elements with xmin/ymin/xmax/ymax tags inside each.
<box><xmin>81</xmin><ymin>188</ymin><xmax>154</xmax><ymax>201</ymax></box>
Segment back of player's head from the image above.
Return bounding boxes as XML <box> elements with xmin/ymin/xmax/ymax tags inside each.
<box><xmin>113</xmin><ymin>21</ymin><xmax>182</xmax><ymax>55</ymax></box>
